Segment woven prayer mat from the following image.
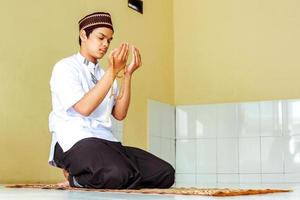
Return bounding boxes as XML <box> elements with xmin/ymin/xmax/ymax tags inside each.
<box><xmin>6</xmin><ymin>184</ymin><xmax>292</xmax><ymax>197</ymax></box>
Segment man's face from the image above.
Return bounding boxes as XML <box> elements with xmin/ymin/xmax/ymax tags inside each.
<box><xmin>83</xmin><ymin>27</ymin><xmax>113</xmax><ymax>59</ymax></box>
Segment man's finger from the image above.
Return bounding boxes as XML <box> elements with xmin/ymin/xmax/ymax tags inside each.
<box><xmin>123</xmin><ymin>43</ymin><xmax>130</xmax><ymax>61</ymax></box>
<box><xmin>131</xmin><ymin>46</ymin><xmax>136</xmax><ymax>66</ymax></box>
<box><xmin>135</xmin><ymin>48</ymin><xmax>141</xmax><ymax>67</ymax></box>
<box><xmin>134</xmin><ymin>48</ymin><xmax>139</xmax><ymax>67</ymax></box>
<box><xmin>117</xmin><ymin>43</ymin><xmax>126</xmax><ymax>59</ymax></box>
<box><xmin>110</xmin><ymin>51</ymin><xmax>115</xmax><ymax>64</ymax></box>
<box><xmin>114</xmin><ymin>43</ymin><xmax>123</xmax><ymax>58</ymax></box>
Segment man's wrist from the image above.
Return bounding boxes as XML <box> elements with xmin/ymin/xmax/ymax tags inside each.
<box><xmin>124</xmin><ymin>71</ymin><xmax>132</xmax><ymax>78</ymax></box>
<box><xmin>107</xmin><ymin>67</ymin><xmax>118</xmax><ymax>79</ymax></box>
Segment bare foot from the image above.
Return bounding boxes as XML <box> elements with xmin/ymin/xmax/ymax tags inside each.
<box><xmin>56</xmin><ymin>169</ymin><xmax>70</xmax><ymax>187</ymax></box>
<box><xmin>57</xmin><ymin>180</ymin><xmax>69</xmax><ymax>187</ymax></box>
<box><xmin>63</xmin><ymin>169</ymin><xmax>69</xmax><ymax>180</ymax></box>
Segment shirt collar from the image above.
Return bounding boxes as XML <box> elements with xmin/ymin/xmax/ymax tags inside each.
<box><xmin>76</xmin><ymin>52</ymin><xmax>99</xmax><ymax>72</ymax></box>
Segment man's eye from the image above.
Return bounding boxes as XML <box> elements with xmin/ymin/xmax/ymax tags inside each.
<box><xmin>98</xmin><ymin>37</ymin><xmax>104</xmax><ymax>40</ymax></box>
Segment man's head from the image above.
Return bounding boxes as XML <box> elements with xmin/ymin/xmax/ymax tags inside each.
<box><xmin>78</xmin><ymin>12</ymin><xmax>114</xmax><ymax>60</ymax></box>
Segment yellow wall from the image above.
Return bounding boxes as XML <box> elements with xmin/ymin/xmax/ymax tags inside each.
<box><xmin>3</xmin><ymin>0</ymin><xmax>299</xmax><ymax>185</ymax></box>
<box><xmin>174</xmin><ymin>0</ymin><xmax>300</xmax><ymax>105</ymax></box>
<box><xmin>0</xmin><ymin>0</ymin><xmax>174</xmax><ymax>183</ymax></box>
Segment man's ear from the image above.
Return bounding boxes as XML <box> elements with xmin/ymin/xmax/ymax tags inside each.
<box><xmin>79</xmin><ymin>30</ymin><xmax>88</xmax><ymax>42</ymax></box>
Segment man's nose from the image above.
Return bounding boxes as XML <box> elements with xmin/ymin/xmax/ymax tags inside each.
<box><xmin>103</xmin><ymin>39</ymin><xmax>109</xmax><ymax>47</ymax></box>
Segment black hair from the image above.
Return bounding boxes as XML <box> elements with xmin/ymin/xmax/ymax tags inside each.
<box><xmin>79</xmin><ymin>25</ymin><xmax>114</xmax><ymax>45</ymax></box>
<box><xmin>79</xmin><ymin>26</ymin><xmax>97</xmax><ymax>45</ymax></box>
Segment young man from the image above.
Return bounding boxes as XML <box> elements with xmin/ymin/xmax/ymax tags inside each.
<box><xmin>48</xmin><ymin>12</ymin><xmax>175</xmax><ymax>189</ymax></box>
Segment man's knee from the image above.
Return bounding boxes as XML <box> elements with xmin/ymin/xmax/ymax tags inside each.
<box><xmin>161</xmin><ymin>164</ymin><xmax>175</xmax><ymax>188</ymax></box>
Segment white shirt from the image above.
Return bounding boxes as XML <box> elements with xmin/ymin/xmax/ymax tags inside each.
<box><xmin>48</xmin><ymin>53</ymin><xmax>119</xmax><ymax>166</ymax></box>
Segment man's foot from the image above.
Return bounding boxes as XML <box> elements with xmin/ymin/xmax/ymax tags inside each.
<box><xmin>57</xmin><ymin>169</ymin><xmax>70</xmax><ymax>187</ymax></box>
<box><xmin>63</xmin><ymin>169</ymin><xmax>69</xmax><ymax>180</ymax></box>
<box><xmin>57</xmin><ymin>180</ymin><xmax>69</xmax><ymax>187</ymax></box>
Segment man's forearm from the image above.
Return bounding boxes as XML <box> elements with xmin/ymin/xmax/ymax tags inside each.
<box><xmin>74</xmin><ymin>67</ymin><xmax>116</xmax><ymax>116</ymax></box>
<box><xmin>112</xmin><ymin>73</ymin><xmax>132</xmax><ymax>120</ymax></box>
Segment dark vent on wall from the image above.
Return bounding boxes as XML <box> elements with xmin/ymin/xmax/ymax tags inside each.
<box><xmin>128</xmin><ymin>0</ymin><xmax>143</xmax><ymax>14</ymax></box>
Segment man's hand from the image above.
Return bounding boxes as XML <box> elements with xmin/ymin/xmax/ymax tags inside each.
<box><xmin>125</xmin><ymin>46</ymin><xmax>142</xmax><ymax>76</ymax></box>
<box><xmin>108</xmin><ymin>43</ymin><xmax>129</xmax><ymax>75</ymax></box>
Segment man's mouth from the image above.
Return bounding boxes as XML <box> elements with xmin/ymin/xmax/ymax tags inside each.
<box><xmin>99</xmin><ymin>49</ymin><xmax>107</xmax><ymax>54</ymax></box>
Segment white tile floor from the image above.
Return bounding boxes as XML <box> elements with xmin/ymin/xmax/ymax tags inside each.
<box><xmin>0</xmin><ymin>184</ymin><xmax>299</xmax><ymax>200</ymax></box>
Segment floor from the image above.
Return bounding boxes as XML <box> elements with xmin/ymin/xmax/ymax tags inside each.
<box><xmin>0</xmin><ymin>184</ymin><xmax>299</xmax><ymax>200</ymax></box>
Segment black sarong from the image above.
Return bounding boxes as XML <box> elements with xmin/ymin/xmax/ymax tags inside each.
<box><xmin>54</xmin><ymin>137</ymin><xmax>174</xmax><ymax>189</ymax></box>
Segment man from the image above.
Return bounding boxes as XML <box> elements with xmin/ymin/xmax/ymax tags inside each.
<box><xmin>48</xmin><ymin>12</ymin><xmax>175</xmax><ymax>189</ymax></box>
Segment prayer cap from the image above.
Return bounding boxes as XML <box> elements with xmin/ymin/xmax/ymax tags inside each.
<box><xmin>79</xmin><ymin>12</ymin><xmax>114</xmax><ymax>32</ymax></box>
